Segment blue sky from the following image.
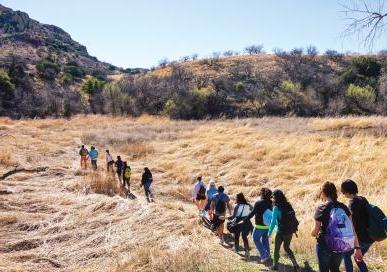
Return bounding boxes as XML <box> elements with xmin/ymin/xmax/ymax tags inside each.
<box><xmin>1</xmin><ymin>0</ymin><xmax>385</xmax><ymax>68</ymax></box>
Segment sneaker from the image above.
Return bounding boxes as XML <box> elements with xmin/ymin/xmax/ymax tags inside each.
<box><xmin>245</xmin><ymin>250</ymin><xmax>250</xmax><ymax>259</ymax></box>
<box><xmin>271</xmin><ymin>265</ymin><xmax>279</xmax><ymax>271</ymax></box>
<box><xmin>261</xmin><ymin>256</ymin><xmax>270</xmax><ymax>263</ymax></box>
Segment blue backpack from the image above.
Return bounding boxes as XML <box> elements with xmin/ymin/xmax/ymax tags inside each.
<box><xmin>325</xmin><ymin>207</ymin><xmax>355</xmax><ymax>253</ymax></box>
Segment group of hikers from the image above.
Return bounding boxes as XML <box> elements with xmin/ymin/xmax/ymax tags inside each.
<box><xmin>78</xmin><ymin>145</ymin><xmax>154</xmax><ymax>202</ymax></box>
<box><xmin>192</xmin><ymin>177</ymin><xmax>386</xmax><ymax>272</ymax></box>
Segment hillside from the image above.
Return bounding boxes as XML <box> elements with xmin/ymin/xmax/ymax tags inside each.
<box><xmin>0</xmin><ymin>4</ymin><xmax>118</xmax><ymax>118</ymax></box>
<box><xmin>0</xmin><ymin>116</ymin><xmax>386</xmax><ymax>271</ymax></box>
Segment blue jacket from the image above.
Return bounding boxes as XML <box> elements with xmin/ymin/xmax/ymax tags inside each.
<box><xmin>89</xmin><ymin>149</ymin><xmax>98</xmax><ymax>160</ymax></box>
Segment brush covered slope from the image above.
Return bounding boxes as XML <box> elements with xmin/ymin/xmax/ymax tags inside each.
<box><xmin>0</xmin><ymin>4</ymin><xmax>118</xmax><ymax>118</ymax></box>
<box><xmin>0</xmin><ymin>116</ymin><xmax>386</xmax><ymax>271</ymax></box>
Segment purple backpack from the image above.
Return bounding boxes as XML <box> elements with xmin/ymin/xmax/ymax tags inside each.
<box><xmin>325</xmin><ymin>207</ymin><xmax>355</xmax><ymax>253</ymax></box>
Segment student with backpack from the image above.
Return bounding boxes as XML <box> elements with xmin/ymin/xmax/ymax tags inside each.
<box><xmin>312</xmin><ymin>181</ymin><xmax>363</xmax><ymax>272</ymax></box>
<box><xmin>88</xmin><ymin>146</ymin><xmax>98</xmax><ymax>170</ymax></box>
<box><xmin>79</xmin><ymin>145</ymin><xmax>89</xmax><ymax>169</ymax></box>
<box><xmin>122</xmin><ymin>161</ymin><xmax>131</xmax><ymax>190</ymax></box>
<box><xmin>141</xmin><ymin>167</ymin><xmax>154</xmax><ymax>203</ymax></box>
<box><xmin>341</xmin><ymin>179</ymin><xmax>386</xmax><ymax>272</ymax></box>
<box><xmin>269</xmin><ymin>189</ymin><xmax>300</xmax><ymax>271</ymax></box>
<box><xmin>192</xmin><ymin>176</ymin><xmax>206</xmax><ymax>216</ymax></box>
<box><xmin>244</xmin><ymin>188</ymin><xmax>273</xmax><ymax>263</ymax></box>
<box><xmin>114</xmin><ymin>156</ymin><xmax>124</xmax><ymax>184</ymax></box>
<box><xmin>228</xmin><ymin>193</ymin><xmax>253</xmax><ymax>258</ymax></box>
<box><xmin>205</xmin><ymin>179</ymin><xmax>217</xmax><ymax>211</ymax></box>
<box><xmin>210</xmin><ymin>186</ymin><xmax>232</xmax><ymax>245</ymax></box>
<box><xmin>105</xmin><ymin>150</ymin><xmax>114</xmax><ymax>173</ymax></box>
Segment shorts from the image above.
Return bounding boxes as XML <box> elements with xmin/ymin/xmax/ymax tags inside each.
<box><xmin>196</xmin><ymin>194</ymin><xmax>206</xmax><ymax>201</ymax></box>
<box><xmin>81</xmin><ymin>156</ymin><xmax>88</xmax><ymax>162</ymax></box>
<box><xmin>212</xmin><ymin>214</ymin><xmax>225</xmax><ymax>229</ymax></box>
<box><xmin>107</xmin><ymin>161</ymin><xmax>114</xmax><ymax>166</ymax></box>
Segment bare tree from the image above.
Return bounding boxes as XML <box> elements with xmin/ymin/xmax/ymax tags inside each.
<box><xmin>341</xmin><ymin>0</ymin><xmax>387</xmax><ymax>47</ymax></box>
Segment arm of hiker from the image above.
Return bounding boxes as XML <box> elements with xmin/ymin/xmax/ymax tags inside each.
<box><xmin>227</xmin><ymin>201</ymin><xmax>233</xmax><ymax>216</ymax></box>
<box><xmin>311</xmin><ymin>220</ymin><xmax>321</xmax><ymax>237</ymax></box>
<box><xmin>350</xmin><ymin>215</ymin><xmax>363</xmax><ymax>262</ymax></box>
<box><xmin>268</xmin><ymin>206</ymin><xmax>279</xmax><ymax>237</ymax></box>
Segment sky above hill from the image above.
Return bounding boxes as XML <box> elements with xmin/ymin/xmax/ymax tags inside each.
<box><xmin>1</xmin><ymin>0</ymin><xmax>386</xmax><ymax>68</ymax></box>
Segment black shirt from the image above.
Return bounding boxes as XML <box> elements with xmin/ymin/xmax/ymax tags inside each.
<box><xmin>246</xmin><ymin>199</ymin><xmax>273</xmax><ymax>226</ymax></box>
<box><xmin>314</xmin><ymin>201</ymin><xmax>351</xmax><ymax>245</ymax></box>
<box><xmin>349</xmin><ymin>196</ymin><xmax>373</xmax><ymax>243</ymax></box>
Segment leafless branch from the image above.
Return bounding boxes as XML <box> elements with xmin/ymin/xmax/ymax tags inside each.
<box><xmin>340</xmin><ymin>0</ymin><xmax>387</xmax><ymax>48</ymax></box>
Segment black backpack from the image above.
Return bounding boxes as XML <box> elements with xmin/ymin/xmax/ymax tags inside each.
<box><xmin>215</xmin><ymin>197</ymin><xmax>226</xmax><ymax>214</ymax></box>
<box><xmin>279</xmin><ymin>206</ymin><xmax>299</xmax><ymax>235</ymax></box>
<box><xmin>366</xmin><ymin>202</ymin><xmax>387</xmax><ymax>242</ymax></box>
<box><xmin>198</xmin><ymin>184</ymin><xmax>206</xmax><ymax>196</ymax></box>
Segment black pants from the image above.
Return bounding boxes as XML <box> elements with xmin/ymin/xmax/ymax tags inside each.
<box><xmin>91</xmin><ymin>160</ymin><xmax>97</xmax><ymax>170</ymax></box>
<box><xmin>234</xmin><ymin>229</ymin><xmax>250</xmax><ymax>251</ymax></box>
<box><xmin>273</xmin><ymin>233</ymin><xmax>298</xmax><ymax>267</ymax></box>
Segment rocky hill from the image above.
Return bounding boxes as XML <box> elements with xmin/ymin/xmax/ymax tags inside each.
<box><xmin>0</xmin><ymin>4</ymin><xmax>118</xmax><ymax>118</ymax></box>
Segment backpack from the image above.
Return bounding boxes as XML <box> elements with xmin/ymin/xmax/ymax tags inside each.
<box><xmin>80</xmin><ymin>148</ymin><xmax>88</xmax><ymax>156</ymax></box>
<box><xmin>366</xmin><ymin>203</ymin><xmax>387</xmax><ymax>242</ymax></box>
<box><xmin>124</xmin><ymin>167</ymin><xmax>131</xmax><ymax>179</ymax></box>
<box><xmin>215</xmin><ymin>196</ymin><xmax>226</xmax><ymax>214</ymax></box>
<box><xmin>278</xmin><ymin>206</ymin><xmax>299</xmax><ymax>235</ymax></box>
<box><xmin>263</xmin><ymin>209</ymin><xmax>273</xmax><ymax>226</ymax></box>
<box><xmin>325</xmin><ymin>207</ymin><xmax>355</xmax><ymax>253</ymax></box>
<box><xmin>198</xmin><ymin>183</ymin><xmax>206</xmax><ymax>197</ymax></box>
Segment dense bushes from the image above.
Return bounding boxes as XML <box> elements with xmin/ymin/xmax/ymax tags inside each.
<box><xmin>36</xmin><ymin>58</ymin><xmax>61</xmax><ymax>80</ymax></box>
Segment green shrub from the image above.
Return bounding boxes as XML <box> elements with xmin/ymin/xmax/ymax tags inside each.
<box><xmin>346</xmin><ymin>84</ymin><xmax>376</xmax><ymax>103</ymax></box>
<box><xmin>64</xmin><ymin>62</ymin><xmax>85</xmax><ymax>78</ymax></box>
<box><xmin>36</xmin><ymin>58</ymin><xmax>61</xmax><ymax>80</ymax></box>
<box><xmin>81</xmin><ymin>77</ymin><xmax>105</xmax><ymax>95</ymax></box>
<box><xmin>0</xmin><ymin>69</ymin><xmax>15</xmax><ymax>94</ymax></box>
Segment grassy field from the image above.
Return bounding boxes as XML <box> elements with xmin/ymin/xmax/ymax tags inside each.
<box><xmin>0</xmin><ymin>115</ymin><xmax>386</xmax><ymax>271</ymax></box>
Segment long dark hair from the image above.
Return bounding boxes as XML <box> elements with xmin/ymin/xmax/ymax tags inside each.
<box><xmin>260</xmin><ymin>187</ymin><xmax>272</xmax><ymax>201</ymax></box>
<box><xmin>272</xmin><ymin>189</ymin><xmax>292</xmax><ymax>210</ymax></box>
<box><xmin>236</xmin><ymin>193</ymin><xmax>249</xmax><ymax>205</ymax></box>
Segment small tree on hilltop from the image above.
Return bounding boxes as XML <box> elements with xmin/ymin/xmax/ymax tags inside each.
<box><xmin>244</xmin><ymin>44</ymin><xmax>265</xmax><ymax>55</ymax></box>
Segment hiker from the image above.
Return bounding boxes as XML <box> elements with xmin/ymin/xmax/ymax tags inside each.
<box><xmin>244</xmin><ymin>187</ymin><xmax>273</xmax><ymax>263</ymax></box>
<box><xmin>79</xmin><ymin>145</ymin><xmax>89</xmax><ymax>169</ymax></box>
<box><xmin>228</xmin><ymin>193</ymin><xmax>253</xmax><ymax>258</ymax></box>
<box><xmin>210</xmin><ymin>185</ymin><xmax>232</xmax><ymax>245</ymax></box>
<box><xmin>105</xmin><ymin>150</ymin><xmax>114</xmax><ymax>173</ymax></box>
<box><xmin>312</xmin><ymin>181</ymin><xmax>363</xmax><ymax>272</ymax></box>
<box><xmin>88</xmin><ymin>146</ymin><xmax>98</xmax><ymax>170</ymax></box>
<box><xmin>341</xmin><ymin>179</ymin><xmax>380</xmax><ymax>272</ymax></box>
<box><xmin>205</xmin><ymin>179</ymin><xmax>218</xmax><ymax>211</ymax></box>
<box><xmin>141</xmin><ymin>167</ymin><xmax>154</xmax><ymax>202</ymax></box>
<box><xmin>269</xmin><ymin>189</ymin><xmax>300</xmax><ymax>271</ymax></box>
<box><xmin>192</xmin><ymin>176</ymin><xmax>206</xmax><ymax>216</ymax></box>
<box><xmin>123</xmin><ymin>161</ymin><xmax>131</xmax><ymax>190</ymax></box>
<box><xmin>114</xmin><ymin>156</ymin><xmax>123</xmax><ymax>184</ymax></box>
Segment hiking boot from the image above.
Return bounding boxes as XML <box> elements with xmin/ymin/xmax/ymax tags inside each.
<box><xmin>261</xmin><ymin>256</ymin><xmax>270</xmax><ymax>263</ymax></box>
<box><xmin>271</xmin><ymin>265</ymin><xmax>279</xmax><ymax>271</ymax></box>
<box><xmin>293</xmin><ymin>265</ymin><xmax>300</xmax><ymax>272</ymax></box>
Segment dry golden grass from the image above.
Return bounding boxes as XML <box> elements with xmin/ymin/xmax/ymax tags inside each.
<box><xmin>0</xmin><ymin>115</ymin><xmax>386</xmax><ymax>272</ymax></box>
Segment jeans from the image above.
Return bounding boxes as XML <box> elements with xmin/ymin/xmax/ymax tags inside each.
<box><xmin>343</xmin><ymin>242</ymin><xmax>373</xmax><ymax>272</ymax></box>
<box><xmin>144</xmin><ymin>182</ymin><xmax>153</xmax><ymax>200</ymax></box>
<box><xmin>273</xmin><ymin>233</ymin><xmax>298</xmax><ymax>267</ymax></box>
<box><xmin>91</xmin><ymin>160</ymin><xmax>97</xmax><ymax>170</ymax></box>
<box><xmin>253</xmin><ymin>228</ymin><xmax>270</xmax><ymax>259</ymax></box>
<box><xmin>316</xmin><ymin>243</ymin><xmax>343</xmax><ymax>272</ymax></box>
<box><xmin>234</xmin><ymin>229</ymin><xmax>250</xmax><ymax>251</ymax></box>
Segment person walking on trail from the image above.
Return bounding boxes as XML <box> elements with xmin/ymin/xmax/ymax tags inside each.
<box><xmin>114</xmin><ymin>156</ymin><xmax>123</xmax><ymax>184</ymax></box>
<box><xmin>204</xmin><ymin>179</ymin><xmax>217</xmax><ymax>212</ymax></box>
<box><xmin>122</xmin><ymin>161</ymin><xmax>131</xmax><ymax>191</ymax></box>
<box><xmin>341</xmin><ymin>179</ymin><xmax>379</xmax><ymax>272</ymax></box>
<box><xmin>141</xmin><ymin>167</ymin><xmax>154</xmax><ymax>203</ymax></box>
<box><xmin>79</xmin><ymin>145</ymin><xmax>89</xmax><ymax>169</ymax></box>
<box><xmin>229</xmin><ymin>193</ymin><xmax>253</xmax><ymax>258</ymax></box>
<box><xmin>244</xmin><ymin>187</ymin><xmax>273</xmax><ymax>263</ymax></box>
<box><xmin>312</xmin><ymin>182</ymin><xmax>363</xmax><ymax>272</ymax></box>
<box><xmin>192</xmin><ymin>176</ymin><xmax>206</xmax><ymax>216</ymax></box>
<box><xmin>269</xmin><ymin>189</ymin><xmax>300</xmax><ymax>272</ymax></box>
<box><xmin>210</xmin><ymin>186</ymin><xmax>232</xmax><ymax>245</ymax></box>
<box><xmin>105</xmin><ymin>150</ymin><xmax>114</xmax><ymax>173</ymax></box>
<box><xmin>88</xmin><ymin>146</ymin><xmax>98</xmax><ymax>170</ymax></box>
